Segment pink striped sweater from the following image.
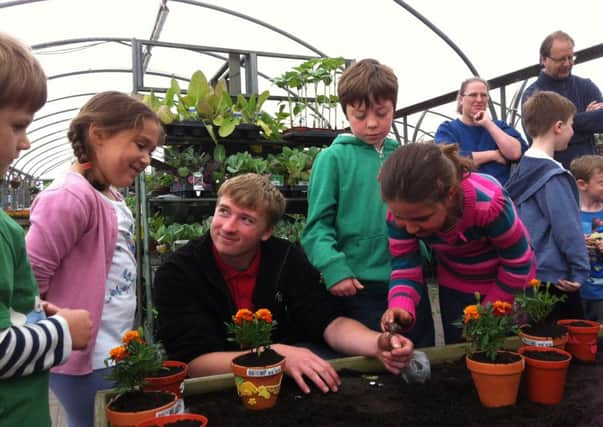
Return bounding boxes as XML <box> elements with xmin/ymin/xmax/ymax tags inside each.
<box><xmin>387</xmin><ymin>173</ymin><xmax>535</xmax><ymax>322</ymax></box>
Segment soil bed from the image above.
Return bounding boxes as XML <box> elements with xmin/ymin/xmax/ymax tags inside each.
<box><xmin>184</xmin><ymin>340</ymin><xmax>603</xmax><ymax>427</ymax></box>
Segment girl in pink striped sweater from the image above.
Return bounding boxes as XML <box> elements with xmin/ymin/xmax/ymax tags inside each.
<box><xmin>379</xmin><ymin>143</ymin><xmax>534</xmax><ymax>344</ymax></box>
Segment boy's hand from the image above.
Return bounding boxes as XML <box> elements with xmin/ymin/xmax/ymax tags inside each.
<box><xmin>56</xmin><ymin>308</ymin><xmax>93</xmax><ymax>350</ymax></box>
<box><xmin>555</xmin><ymin>280</ymin><xmax>581</xmax><ymax>293</ymax></box>
<box><xmin>376</xmin><ymin>333</ymin><xmax>414</xmax><ymax>375</ymax></box>
<box><xmin>329</xmin><ymin>278</ymin><xmax>364</xmax><ymax>296</ymax></box>
<box><xmin>380</xmin><ymin>308</ymin><xmax>413</xmax><ymax>333</ymax></box>
<box><xmin>42</xmin><ymin>300</ymin><xmax>60</xmax><ymax>316</ymax></box>
<box><xmin>586</xmin><ymin>101</ymin><xmax>603</xmax><ymax>112</ymax></box>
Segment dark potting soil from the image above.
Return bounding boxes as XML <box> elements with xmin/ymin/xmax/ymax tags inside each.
<box><xmin>521</xmin><ymin>324</ymin><xmax>568</xmax><ymax>338</ymax></box>
<box><xmin>568</xmin><ymin>321</ymin><xmax>594</xmax><ymax>327</ymax></box>
<box><xmin>232</xmin><ymin>348</ymin><xmax>284</xmax><ymax>366</ymax></box>
<box><xmin>184</xmin><ymin>340</ymin><xmax>603</xmax><ymax>427</ymax></box>
<box><xmin>108</xmin><ymin>391</ymin><xmax>174</xmax><ymax>412</ymax></box>
<box><xmin>523</xmin><ymin>349</ymin><xmax>570</xmax><ymax>362</ymax></box>
<box><xmin>469</xmin><ymin>350</ymin><xmax>521</xmax><ymax>364</ymax></box>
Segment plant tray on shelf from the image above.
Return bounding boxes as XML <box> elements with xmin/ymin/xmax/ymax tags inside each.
<box><xmin>282</xmin><ymin>127</ymin><xmax>344</xmax><ymax>146</ymax></box>
<box><xmin>95</xmin><ymin>332</ymin><xmax>603</xmax><ymax>427</ymax></box>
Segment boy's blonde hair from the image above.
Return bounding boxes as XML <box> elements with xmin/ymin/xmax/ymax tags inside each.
<box><xmin>338</xmin><ymin>58</ymin><xmax>398</xmax><ymax>115</ymax></box>
<box><xmin>218</xmin><ymin>173</ymin><xmax>286</xmax><ymax>227</ymax></box>
<box><xmin>0</xmin><ymin>32</ymin><xmax>47</xmax><ymax>112</ymax></box>
<box><xmin>570</xmin><ymin>154</ymin><xmax>603</xmax><ymax>182</ymax></box>
<box><xmin>523</xmin><ymin>91</ymin><xmax>576</xmax><ymax>139</ymax></box>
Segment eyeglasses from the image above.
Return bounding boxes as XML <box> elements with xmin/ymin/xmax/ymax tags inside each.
<box><xmin>462</xmin><ymin>92</ymin><xmax>489</xmax><ymax>100</ymax></box>
<box><xmin>547</xmin><ymin>55</ymin><xmax>576</xmax><ymax>64</ymax></box>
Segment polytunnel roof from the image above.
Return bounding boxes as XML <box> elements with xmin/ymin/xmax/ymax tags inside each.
<box><xmin>2</xmin><ymin>0</ymin><xmax>603</xmax><ymax>180</ymax></box>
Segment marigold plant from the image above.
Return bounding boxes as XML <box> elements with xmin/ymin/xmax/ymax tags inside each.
<box><xmin>104</xmin><ymin>327</ymin><xmax>165</xmax><ymax>394</ymax></box>
<box><xmin>514</xmin><ymin>278</ymin><xmax>567</xmax><ymax>326</ymax></box>
<box><xmin>226</xmin><ymin>308</ymin><xmax>277</xmax><ymax>357</ymax></box>
<box><xmin>454</xmin><ymin>293</ymin><xmax>518</xmax><ymax>361</ymax></box>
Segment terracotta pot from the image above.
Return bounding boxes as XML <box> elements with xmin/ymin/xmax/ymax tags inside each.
<box><xmin>143</xmin><ymin>360</ymin><xmax>188</xmax><ymax>398</ymax></box>
<box><xmin>105</xmin><ymin>391</ymin><xmax>181</xmax><ymax>427</ymax></box>
<box><xmin>231</xmin><ymin>351</ymin><xmax>286</xmax><ymax>410</ymax></box>
<box><xmin>519</xmin><ymin>325</ymin><xmax>568</xmax><ymax>349</ymax></box>
<box><xmin>135</xmin><ymin>413</ymin><xmax>208</xmax><ymax>427</ymax></box>
<box><xmin>518</xmin><ymin>346</ymin><xmax>572</xmax><ymax>405</ymax></box>
<box><xmin>465</xmin><ymin>352</ymin><xmax>524</xmax><ymax>408</ymax></box>
<box><xmin>557</xmin><ymin>319</ymin><xmax>601</xmax><ymax>362</ymax></box>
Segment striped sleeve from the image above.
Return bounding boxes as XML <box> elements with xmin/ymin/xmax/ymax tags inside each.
<box><xmin>386</xmin><ymin>210</ymin><xmax>424</xmax><ymax>323</ymax></box>
<box><xmin>482</xmin><ymin>187</ymin><xmax>534</xmax><ymax>303</ymax></box>
<box><xmin>0</xmin><ymin>315</ymin><xmax>71</xmax><ymax>379</ymax></box>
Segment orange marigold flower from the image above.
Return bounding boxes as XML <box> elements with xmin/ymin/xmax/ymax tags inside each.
<box><xmin>255</xmin><ymin>308</ymin><xmax>273</xmax><ymax>324</ymax></box>
<box><xmin>234</xmin><ymin>308</ymin><xmax>254</xmax><ymax>325</ymax></box>
<box><xmin>492</xmin><ymin>301</ymin><xmax>512</xmax><ymax>316</ymax></box>
<box><xmin>122</xmin><ymin>330</ymin><xmax>143</xmax><ymax>344</ymax></box>
<box><xmin>463</xmin><ymin>305</ymin><xmax>480</xmax><ymax>323</ymax></box>
<box><xmin>529</xmin><ymin>278</ymin><xmax>540</xmax><ymax>288</ymax></box>
<box><xmin>109</xmin><ymin>345</ymin><xmax>128</xmax><ymax>361</ymax></box>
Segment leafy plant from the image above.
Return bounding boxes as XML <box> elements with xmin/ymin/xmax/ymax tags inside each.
<box><xmin>104</xmin><ymin>328</ymin><xmax>164</xmax><ymax>395</ymax></box>
<box><xmin>454</xmin><ymin>293</ymin><xmax>518</xmax><ymax>361</ymax></box>
<box><xmin>273</xmin><ymin>214</ymin><xmax>306</xmax><ymax>243</ymax></box>
<box><xmin>148</xmin><ymin>213</ymin><xmax>210</xmax><ymax>254</ymax></box>
<box><xmin>273</xmin><ymin>57</ymin><xmax>346</xmax><ymax>128</ymax></box>
<box><xmin>514</xmin><ymin>279</ymin><xmax>567</xmax><ymax>326</ymax></box>
<box><xmin>225</xmin><ymin>308</ymin><xmax>277</xmax><ymax>357</ymax></box>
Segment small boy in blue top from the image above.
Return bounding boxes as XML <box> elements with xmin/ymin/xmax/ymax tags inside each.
<box><xmin>506</xmin><ymin>90</ymin><xmax>589</xmax><ymax>321</ymax></box>
<box><xmin>570</xmin><ymin>154</ymin><xmax>603</xmax><ymax>321</ymax></box>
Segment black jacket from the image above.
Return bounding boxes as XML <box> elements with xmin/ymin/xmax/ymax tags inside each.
<box><xmin>153</xmin><ymin>233</ymin><xmax>341</xmax><ymax>363</ymax></box>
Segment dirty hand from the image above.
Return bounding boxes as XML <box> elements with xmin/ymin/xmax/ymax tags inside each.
<box><xmin>555</xmin><ymin>280</ymin><xmax>581</xmax><ymax>292</ymax></box>
<box><xmin>376</xmin><ymin>333</ymin><xmax>414</xmax><ymax>374</ymax></box>
<box><xmin>380</xmin><ymin>308</ymin><xmax>413</xmax><ymax>333</ymax></box>
<box><xmin>329</xmin><ymin>278</ymin><xmax>364</xmax><ymax>297</ymax></box>
<box><xmin>55</xmin><ymin>308</ymin><xmax>93</xmax><ymax>350</ymax></box>
<box><xmin>272</xmin><ymin>344</ymin><xmax>341</xmax><ymax>394</ymax></box>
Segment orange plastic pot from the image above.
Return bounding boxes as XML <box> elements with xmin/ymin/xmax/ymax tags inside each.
<box><xmin>143</xmin><ymin>360</ymin><xmax>188</xmax><ymax>398</ymax></box>
<box><xmin>105</xmin><ymin>391</ymin><xmax>180</xmax><ymax>427</ymax></box>
<box><xmin>136</xmin><ymin>413</ymin><xmax>208</xmax><ymax>426</ymax></box>
<box><xmin>465</xmin><ymin>352</ymin><xmax>524</xmax><ymax>408</ymax></box>
<box><xmin>518</xmin><ymin>346</ymin><xmax>572</xmax><ymax>405</ymax></box>
<box><xmin>519</xmin><ymin>326</ymin><xmax>568</xmax><ymax>349</ymax></box>
<box><xmin>231</xmin><ymin>354</ymin><xmax>285</xmax><ymax>410</ymax></box>
<box><xmin>557</xmin><ymin>319</ymin><xmax>600</xmax><ymax>362</ymax></box>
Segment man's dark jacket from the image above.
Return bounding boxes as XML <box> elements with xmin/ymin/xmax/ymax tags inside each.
<box><xmin>153</xmin><ymin>234</ymin><xmax>341</xmax><ymax>363</ymax></box>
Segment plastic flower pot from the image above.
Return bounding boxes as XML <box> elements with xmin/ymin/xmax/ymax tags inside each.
<box><xmin>465</xmin><ymin>351</ymin><xmax>524</xmax><ymax>408</ymax></box>
<box><xmin>518</xmin><ymin>346</ymin><xmax>572</xmax><ymax>405</ymax></box>
<box><xmin>557</xmin><ymin>319</ymin><xmax>601</xmax><ymax>362</ymax></box>
<box><xmin>231</xmin><ymin>350</ymin><xmax>285</xmax><ymax>410</ymax></box>
<box><xmin>519</xmin><ymin>324</ymin><xmax>568</xmax><ymax>349</ymax></box>
<box><xmin>135</xmin><ymin>413</ymin><xmax>208</xmax><ymax>427</ymax></box>
<box><xmin>143</xmin><ymin>360</ymin><xmax>188</xmax><ymax>398</ymax></box>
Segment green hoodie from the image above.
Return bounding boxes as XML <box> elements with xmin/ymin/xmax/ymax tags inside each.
<box><xmin>301</xmin><ymin>133</ymin><xmax>400</xmax><ymax>288</ymax></box>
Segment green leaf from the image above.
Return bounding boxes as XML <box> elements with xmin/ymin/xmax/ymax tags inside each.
<box><xmin>218</xmin><ymin>118</ymin><xmax>237</xmax><ymax>138</ymax></box>
<box><xmin>188</xmin><ymin>70</ymin><xmax>210</xmax><ymax>105</ymax></box>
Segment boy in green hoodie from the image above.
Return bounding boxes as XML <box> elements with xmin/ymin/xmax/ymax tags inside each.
<box><xmin>301</xmin><ymin>59</ymin><xmax>434</xmax><ymax>347</ymax></box>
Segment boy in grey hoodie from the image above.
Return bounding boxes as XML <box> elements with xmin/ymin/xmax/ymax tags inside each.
<box><xmin>506</xmin><ymin>91</ymin><xmax>589</xmax><ymax>321</ymax></box>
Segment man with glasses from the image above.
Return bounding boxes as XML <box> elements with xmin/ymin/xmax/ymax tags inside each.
<box><xmin>521</xmin><ymin>30</ymin><xmax>603</xmax><ymax>168</ymax></box>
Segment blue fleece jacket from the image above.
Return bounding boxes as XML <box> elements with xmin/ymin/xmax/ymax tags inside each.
<box><xmin>505</xmin><ymin>155</ymin><xmax>589</xmax><ymax>285</ymax></box>
<box><xmin>522</xmin><ymin>72</ymin><xmax>603</xmax><ymax>168</ymax></box>
<box><xmin>435</xmin><ymin>118</ymin><xmax>527</xmax><ymax>185</ymax></box>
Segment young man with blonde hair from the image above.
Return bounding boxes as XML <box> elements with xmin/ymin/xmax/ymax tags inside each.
<box><xmin>154</xmin><ymin>173</ymin><xmax>414</xmax><ymax>395</ymax></box>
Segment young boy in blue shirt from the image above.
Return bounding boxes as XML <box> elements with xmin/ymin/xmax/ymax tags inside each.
<box><xmin>301</xmin><ymin>59</ymin><xmax>434</xmax><ymax>347</ymax></box>
<box><xmin>506</xmin><ymin>90</ymin><xmax>589</xmax><ymax>321</ymax></box>
<box><xmin>0</xmin><ymin>32</ymin><xmax>92</xmax><ymax>427</ymax></box>
<box><xmin>570</xmin><ymin>154</ymin><xmax>603</xmax><ymax>321</ymax></box>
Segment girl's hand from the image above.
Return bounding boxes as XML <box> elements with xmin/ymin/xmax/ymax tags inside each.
<box><xmin>329</xmin><ymin>278</ymin><xmax>364</xmax><ymax>297</ymax></box>
<box><xmin>42</xmin><ymin>300</ymin><xmax>61</xmax><ymax>316</ymax></box>
<box><xmin>380</xmin><ymin>308</ymin><xmax>413</xmax><ymax>333</ymax></box>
